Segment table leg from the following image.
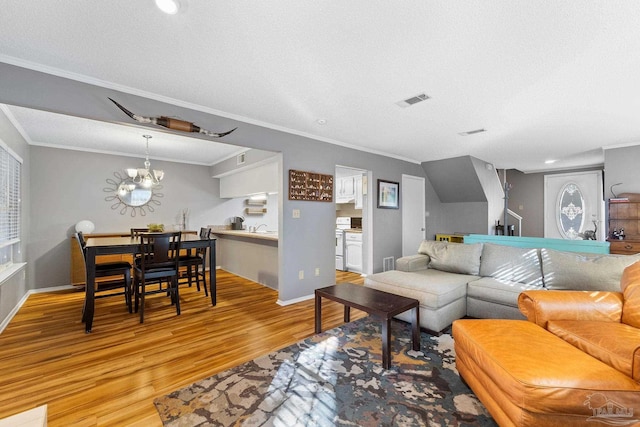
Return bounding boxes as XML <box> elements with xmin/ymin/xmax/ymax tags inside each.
<box><xmin>344</xmin><ymin>305</ymin><xmax>351</xmax><ymax>323</ymax></box>
<box><xmin>84</xmin><ymin>247</ymin><xmax>97</xmax><ymax>333</ymax></box>
<box><xmin>314</xmin><ymin>292</ymin><xmax>322</xmax><ymax>334</ymax></box>
<box><xmin>208</xmin><ymin>239</ymin><xmax>216</xmax><ymax>306</ymax></box>
<box><xmin>382</xmin><ymin>318</ymin><xmax>391</xmax><ymax>369</ymax></box>
<box><xmin>411</xmin><ymin>306</ymin><xmax>420</xmax><ymax>351</ymax></box>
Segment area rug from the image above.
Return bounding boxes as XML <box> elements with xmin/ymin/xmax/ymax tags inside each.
<box><xmin>154</xmin><ymin>316</ymin><xmax>497</xmax><ymax>426</ymax></box>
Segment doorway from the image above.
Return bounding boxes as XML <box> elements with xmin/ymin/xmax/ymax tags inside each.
<box><xmin>335</xmin><ymin>165</ymin><xmax>371</xmax><ymax>276</ymax></box>
<box><xmin>402</xmin><ymin>174</ymin><xmax>426</xmax><ymax>256</ymax></box>
<box><xmin>544</xmin><ymin>171</ymin><xmax>604</xmax><ymax>240</ymax></box>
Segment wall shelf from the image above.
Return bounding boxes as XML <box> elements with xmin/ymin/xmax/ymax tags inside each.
<box><xmin>607</xmin><ymin>193</ymin><xmax>640</xmax><ymax>254</ymax></box>
<box><xmin>288</xmin><ymin>169</ymin><xmax>333</xmax><ymax>202</ymax></box>
<box><xmin>245</xmin><ymin>207</ymin><xmax>267</xmax><ymax>215</ymax></box>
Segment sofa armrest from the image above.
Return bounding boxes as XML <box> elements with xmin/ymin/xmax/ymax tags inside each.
<box><xmin>518</xmin><ymin>290</ymin><xmax>624</xmax><ymax>328</ymax></box>
<box><xmin>396</xmin><ymin>254</ymin><xmax>430</xmax><ymax>272</ymax></box>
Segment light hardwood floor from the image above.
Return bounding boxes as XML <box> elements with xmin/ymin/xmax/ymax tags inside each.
<box><xmin>0</xmin><ymin>270</ymin><xmax>365</xmax><ymax>426</ymax></box>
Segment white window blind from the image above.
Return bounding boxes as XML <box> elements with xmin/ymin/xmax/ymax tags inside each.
<box><xmin>0</xmin><ymin>141</ymin><xmax>21</xmax><ymax>269</ymax></box>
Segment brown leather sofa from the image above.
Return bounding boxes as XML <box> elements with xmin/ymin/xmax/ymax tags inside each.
<box><xmin>452</xmin><ymin>261</ymin><xmax>640</xmax><ymax>426</ymax></box>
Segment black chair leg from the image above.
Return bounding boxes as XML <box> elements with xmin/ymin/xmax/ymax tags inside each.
<box><xmin>124</xmin><ymin>270</ymin><xmax>132</xmax><ymax>314</ymax></box>
<box><xmin>173</xmin><ymin>277</ymin><xmax>181</xmax><ymax>315</ymax></box>
<box><xmin>139</xmin><ymin>280</ymin><xmax>146</xmax><ymax>323</ymax></box>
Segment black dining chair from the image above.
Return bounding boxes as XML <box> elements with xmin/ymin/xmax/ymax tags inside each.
<box><xmin>133</xmin><ymin>231</ymin><xmax>182</xmax><ymax>323</ymax></box>
<box><xmin>178</xmin><ymin>227</ymin><xmax>211</xmax><ymax>296</ymax></box>
<box><xmin>74</xmin><ymin>232</ymin><xmax>132</xmax><ymax>322</ymax></box>
<box><xmin>130</xmin><ymin>228</ymin><xmax>150</xmax><ymax>239</ymax></box>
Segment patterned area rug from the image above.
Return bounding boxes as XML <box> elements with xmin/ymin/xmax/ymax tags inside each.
<box><xmin>154</xmin><ymin>316</ymin><xmax>496</xmax><ymax>426</ymax></box>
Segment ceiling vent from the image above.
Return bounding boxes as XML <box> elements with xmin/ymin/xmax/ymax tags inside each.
<box><xmin>396</xmin><ymin>93</ymin><xmax>430</xmax><ymax>108</ymax></box>
<box><xmin>458</xmin><ymin>128</ymin><xmax>487</xmax><ymax>136</ymax></box>
<box><xmin>237</xmin><ymin>152</ymin><xmax>246</xmax><ymax>165</ymax></box>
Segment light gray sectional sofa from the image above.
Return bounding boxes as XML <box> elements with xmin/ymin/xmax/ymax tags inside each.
<box><xmin>364</xmin><ymin>240</ymin><xmax>640</xmax><ymax>333</ymax></box>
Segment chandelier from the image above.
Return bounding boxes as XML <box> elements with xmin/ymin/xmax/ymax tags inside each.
<box><xmin>126</xmin><ymin>135</ymin><xmax>164</xmax><ymax>189</ymax></box>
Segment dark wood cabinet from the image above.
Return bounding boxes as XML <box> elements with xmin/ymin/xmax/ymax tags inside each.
<box><xmin>608</xmin><ymin>196</ymin><xmax>640</xmax><ymax>254</ymax></box>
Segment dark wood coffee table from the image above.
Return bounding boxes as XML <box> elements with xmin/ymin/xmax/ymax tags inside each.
<box><xmin>315</xmin><ymin>283</ymin><xmax>420</xmax><ymax>369</ymax></box>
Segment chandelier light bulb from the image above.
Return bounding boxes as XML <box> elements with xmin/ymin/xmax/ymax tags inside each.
<box><xmin>123</xmin><ymin>135</ymin><xmax>164</xmax><ymax>191</ymax></box>
<box><xmin>155</xmin><ymin>0</ymin><xmax>180</xmax><ymax>15</ymax></box>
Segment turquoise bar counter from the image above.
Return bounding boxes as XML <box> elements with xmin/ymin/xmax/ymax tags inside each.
<box><xmin>463</xmin><ymin>234</ymin><xmax>610</xmax><ymax>254</ymax></box>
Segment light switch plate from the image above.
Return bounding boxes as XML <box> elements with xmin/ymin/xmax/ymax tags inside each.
<box><xmin>292</xmin><ymin>209</ymin><xmax>301</xmax><ymax>218</ymax></box>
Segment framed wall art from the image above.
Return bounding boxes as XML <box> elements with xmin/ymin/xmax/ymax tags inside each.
<box><xmin>377</xmin><ymin>179</ymin><xmax>399</xmax><ymax>209</ymax></box>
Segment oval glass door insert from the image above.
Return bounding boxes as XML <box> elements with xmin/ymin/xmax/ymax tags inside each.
<box><xmin>557</xmin><ymin>182</ymin><xmax>585</xmax><ymax>239</ymax></box>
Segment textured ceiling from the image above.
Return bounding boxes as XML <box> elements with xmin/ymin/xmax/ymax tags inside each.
<box><xmin>1</xmin><ymin>1</ymin><xmax>639</xmax><ymax>172</ymax></box>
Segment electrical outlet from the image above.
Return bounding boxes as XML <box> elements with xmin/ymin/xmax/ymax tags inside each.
<box><xmin>315</xmin><ymin>268</ymin><xmax>320</xmax><ymax>276</ymax></box>
<box><xmin>292</xmin><ymin>209</ymin><xmax>301</xmax><ymax>218</ymax></box>
<box><xmin>299</xmin><ymin>270</ymin><xmax>304</xmax><ymax>279</ymax></box>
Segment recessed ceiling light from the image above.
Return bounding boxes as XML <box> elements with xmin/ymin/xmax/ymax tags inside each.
<box><xmin>458</xmin><ymin>128</ymin><xmax>486</xmax><ymax>136</ymax></box>
<box><xmin>316</xmin><ymin>118</ymin><xmax>327</xmax><ymax>125</ymax></box>
<box><xmin>545</xmin><ymin>159</ymin><xmax>557</xmax><ymax>164</ymax></box>
<box><xmin>155</xmin><ymin>0</ymin><xmax>180</xmax><ymax>14</ymax></box>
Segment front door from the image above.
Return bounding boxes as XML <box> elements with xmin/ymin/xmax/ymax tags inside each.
<box><xmin>544</xmin><ymin>171</ymin><xmax>604</xmax><ymax>240</ymax></box>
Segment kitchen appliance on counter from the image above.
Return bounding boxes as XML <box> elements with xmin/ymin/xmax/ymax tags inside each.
<box><xmin>231</xmin><ymin>216</ymin><xmax>245</xmax><ymax>230</ymax></box>
<box><xmin>336</xmin><ymin>216</ymin><xmax>362</xmax><ymax>230</ymax></box>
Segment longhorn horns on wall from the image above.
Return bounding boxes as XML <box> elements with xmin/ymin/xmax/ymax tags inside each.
<box><xmin>108</xmin><ymin>98</ymin><xmax>237</xmax><ymax>138</ymax></box>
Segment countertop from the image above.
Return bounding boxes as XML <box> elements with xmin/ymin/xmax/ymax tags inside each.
<box><xmin>211</xmin><ymin>229</ymin><xmax>279</xmax><ymax>241</ymax></box>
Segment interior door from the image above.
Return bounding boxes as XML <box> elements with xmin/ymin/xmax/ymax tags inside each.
<box><xmin>544</xmin><ymin>171</ymin><xmax>604</xmax><ymax>240</ymax></box>
<box><xmin>402</xmin><ymin>174</ymin><xmax>426</xmax><ymax>256</ymax></box>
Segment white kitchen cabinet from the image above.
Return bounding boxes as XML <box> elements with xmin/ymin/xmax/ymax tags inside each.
<box><xmin>219</xmin><ymin>161</ymin><xmax>278</xmax><ymax>198</ymax></box>
<box><xmin>345</xmin><ymin>231</ymin><xmax>362</xmax><ymax>273</ymax></box>
<box><xmin>336</xmin><ymin>175</ymin><xmax>358</xmax><ymax>203</ymax></box>
<box><xmin>354</xmin><ymin>175</ymin><xmax>363</xmax><ymax>209</ymax></box>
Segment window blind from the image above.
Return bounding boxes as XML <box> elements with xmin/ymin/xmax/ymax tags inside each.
<box><xmin>0</xmin><ymin>141</ymin><xmax>21</xmax><ymax>252</ymax></box>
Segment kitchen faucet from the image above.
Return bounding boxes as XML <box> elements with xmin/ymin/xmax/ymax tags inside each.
<box><xmin>249</xmin><ymin>223</ymin><xmax>268</xmax><ymax>233</ymax></box>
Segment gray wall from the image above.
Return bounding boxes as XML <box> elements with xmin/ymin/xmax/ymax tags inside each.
<box><xmin>29</xmin><ymin>146</ymin><xmax>233</xmax><ymax>288</ymax></box>
<box><xmin>604</xmin><ymin>145</ymin><xmax>640</xmax><ymax>198</ymax></box>
<box><xmin>604</xmin><ymin>145</ymin><xmax>640</xmax><ymax>237</ymax></box>
<box><xmin>504</xmin><ymin>166</ymin><xmax>603</xmax><ymax>237</ymax></box>
<box><xmin>421</xmin><ymin>156</ymin><xmax>504</xmax><ymax>238</ymax></box>
<box><xmin>0</xmin><ymin>108</ymin><xmax>30</xmax><ymax>325</ymax></box>
<box><xmin>0</xmin><ymin>63</ymin><xmax>434</xmax><ymax>304</ymax></box>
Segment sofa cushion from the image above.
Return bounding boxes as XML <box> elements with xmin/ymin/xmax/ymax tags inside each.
<box><xmin>621</xmin><ymin>261</ymin><xmax>640</xmax><ymax>328</ymax></box>
<box><xmin>417</xmin><ymin>240</ymin><xmax>482</xmax><ymax>275</ymax></box>
<box><xmin>541</xmin><ymin>248</ymin><xmax>640</xmax><ymax>291</ymax></box>
<box><xmin>548</xmin><ymin>320</ymin><xmax>640</xmax><ymax>382</ymax></box>
<box><xmin>467</xmin><ymin>277</ymin><xmax>543</xmax><ymax>308</ymax></box>
<box><xmin>364</xmin><ymin>269</ymin><xmax>473</xmax><ymax>310</ymax></box>
<box><xmin>479</xmin><ymin>243</ymin><xmax>543</xmax><ymax>286</ymax></box>
<box><xmin>396</xmin><ymin>254</ymin><xmax>430</xmax><ymax>272</ymax></box>
<box><xmin>453</xmin><ymin>319</ymin><xmax>640</xmax><ymax>425</ymax></box>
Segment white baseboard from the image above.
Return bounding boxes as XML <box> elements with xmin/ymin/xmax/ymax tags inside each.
<box><xmin>276</xmin><ymin>293</ymin><xmax>314</xmax><ymax>306</ymax></box>
<box><xmin>0</xmin><ymin>284</ymin><xmax>75</xmax><ymax>334</ymax></box>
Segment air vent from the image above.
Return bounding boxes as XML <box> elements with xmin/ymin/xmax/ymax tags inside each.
<box><xmin>383</xmin><ymin>257</ymin><xmax>395</xmax><ymax>272</ymax></box>
<box><xmin>458</xmin><ymin>128</ymin><xmax>486</xmax><ymax>136</ymax></box>
<box><xmin>396</xmin><ymin>93</ymin><xmax>430</xmax><ymax>108</ymax></box>
<box><xmin>237</xmin><ymin>152</ymin><xmax>246</xmax><ymax>165</ymax></box>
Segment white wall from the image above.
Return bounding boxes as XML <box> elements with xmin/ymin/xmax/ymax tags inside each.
<box><xmin>0</xmin><ymin>108</ymin><xmax>30</xmax><ymax>327</ymax></box>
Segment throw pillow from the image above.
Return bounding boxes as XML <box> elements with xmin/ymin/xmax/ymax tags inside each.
<box><xmin>420</xmin><ymin>240</ymin><xmax>482</xmax><ymax>275</ymax></box>
<box><xmin>541</xmin><ymin>248</ymin><xmax>640</xmax><ymax>291</ymax></box>
<box><xmin>621</xmin><ymin>261</ymin><xmax>640</xmax><ymax>328</ymax></box>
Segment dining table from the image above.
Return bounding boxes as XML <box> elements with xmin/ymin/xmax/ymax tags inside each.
<box><xmin>82</xmin><ymin>233</ymin><xmax>216</xmax><ymax>333</ymax></box>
